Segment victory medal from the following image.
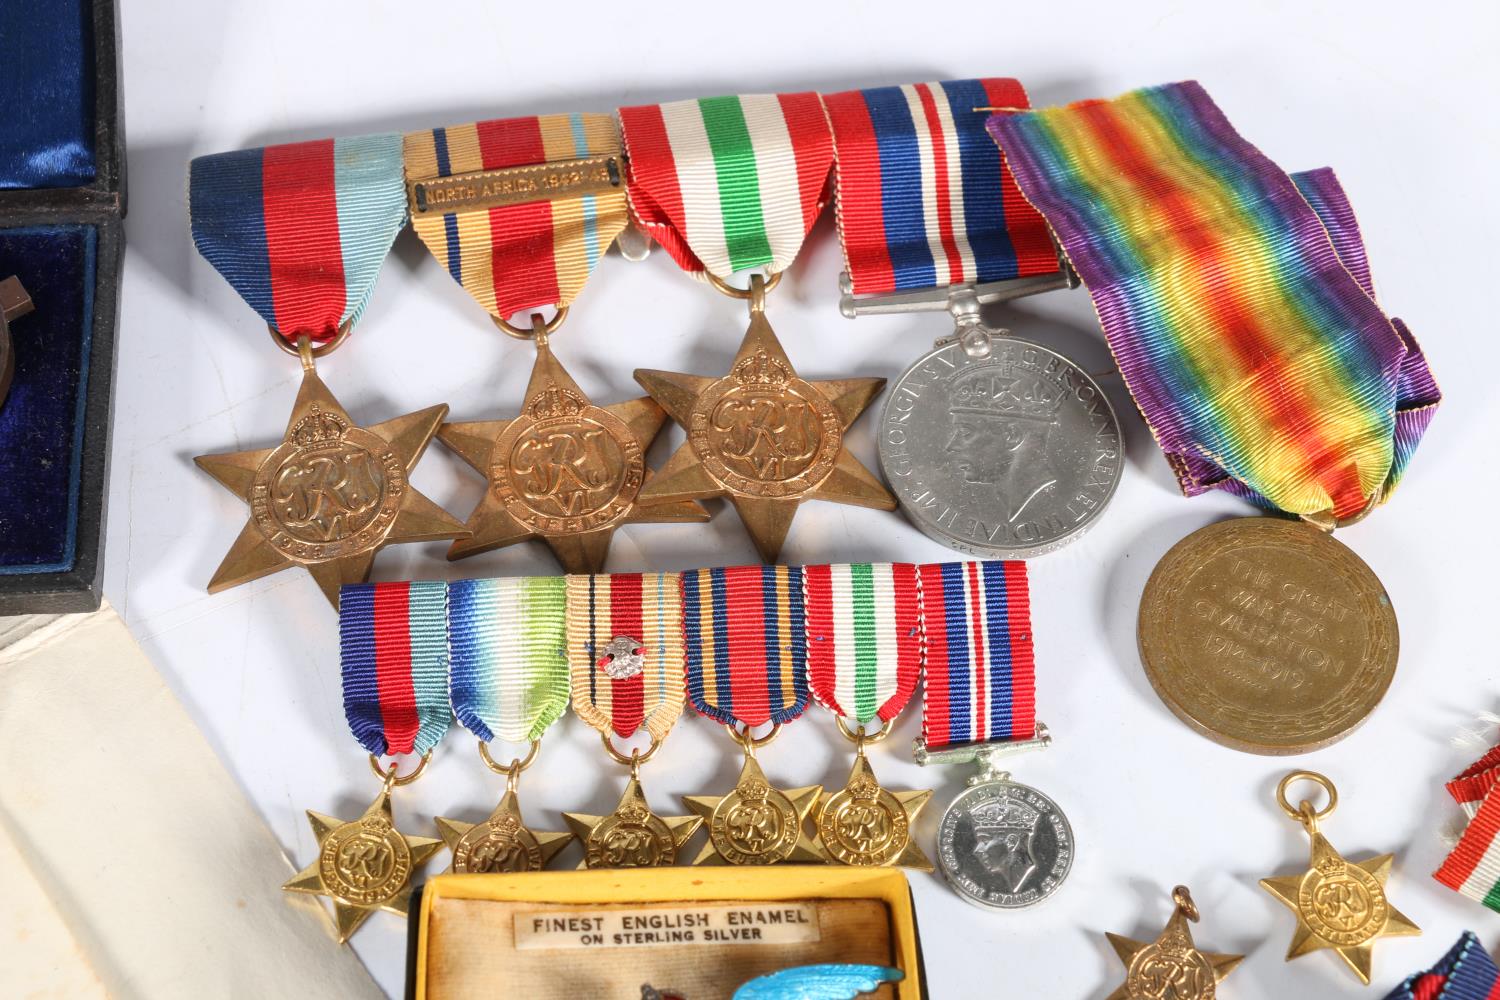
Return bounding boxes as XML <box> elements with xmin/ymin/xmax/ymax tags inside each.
<box><xmin>1105</xmin><ymin>886</ymin><xmax>1242</xmax><ymax>999</ymax></box>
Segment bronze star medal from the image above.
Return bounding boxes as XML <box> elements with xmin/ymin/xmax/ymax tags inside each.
<box><xmin>282</xmin><ymin>783</ymin><xmax>442</xmax><ymax>943</ymax></box>
<box><xmin>634</xmin><ymin>289</ymin><xmax>895</xmax><ymax>563</ymax></box>
<box><xmin>194</xmin><ymin>354</ymin><xmax>466</xmax><ymax>607</ymax></box>
<box><xmin>814</xmin><ymin>749</ymin><xmax>932</xmax><ymax>871</ymax></box>
<box><xmin>564</xmin><ymin>775</ymin><xmax>702</xmax><ymax>869</ymax></box>
<box><xmin>1106</xmin><ymin>886</ymin><xmax>1242</xmax><ymax>1000</ymax></box>
<box><xmin>439</xmin><ymin>331</ymin><xmax>706</xmax><ymax>572</ymax></box>
<box><xmin>435</xmin><ymin>787</ymin><xmax>572</xmax><ymax>873</ymax></box>
<box><xmin>682</xmin><ymin>751</ymin><xmax>823</xmax><ymax>865</ymax></box>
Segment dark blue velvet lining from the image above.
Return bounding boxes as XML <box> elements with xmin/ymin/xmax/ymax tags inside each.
<box><xmin>0</xmin><ymin>226</ymin><xmax>96</xmax><ymax>572</ymax></box>
<box><xmin>0</xmin><ymin>0</ymin><xmax>97</xmax><ymax>189</ymax></box>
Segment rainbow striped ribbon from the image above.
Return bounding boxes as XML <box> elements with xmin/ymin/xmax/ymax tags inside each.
<box><xmin>566</xmin><ymin>572</ymin><xmax>684</xmax><ymax>741</ymax></box>
<box><xmin>683</xmin><ymin>565</ymin><xmax>808</xmax><ymax>729</ymax></box>
<box><xmin>189</xmin><ymin>134</ymin><xmax>407</xmax><ymax>343</ymax></box>
<box><xmin>988</xmin><ymin>82</ymin><xmax>1438</xmax><ymax>519</ymax></box>
<box><xmin>803</xmin><ymin>563</ymin><xmax>922</xmax><ymax>726</ymax></box>
<box><xmin>340</xmin><ymin>581</ymin><xmax>451</xmax><ymax>757</ymax></box>
<box><xmin>618</xmin><ymin>92</ymin><xmax>832</xmax><ymax>278</ymax></box>
<box><xmin>823</xmin><ymin>78</ymin><xmax>1059</xmax><ymax>295</ymax></box>
<box><xmin>448</xmin><ymin>577</ymin><xmax>569</xmax><ymax>744</ymax></box>
<box><xmin>916</xmin><ymin>561</ymin><xmax>1034</xmax><ymax>749</ymax></box>
<box><xmin>1382</xmin><ymin>933</ymin><xmax>1500</xmax><ymax>1000</ymax></box>
<box><xmin>403</xmin><ymin>114</ymin><xmax>627</xmax><ymax>319</ymax></box>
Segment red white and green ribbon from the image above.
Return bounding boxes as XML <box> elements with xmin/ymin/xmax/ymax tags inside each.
<box><xmin>1435</xmin><ymin>742</ymin><xmax>1500</xmax><ymax>911</ymax></box>
<box><xmin>618</xmin><ymin>92</ymin><xmax>832</xmax><ymax>278</ymax></box>
<box><xmin>803</xmin><ymin>563</ymin><xmax>922</xmax><ymax>726</ymax></box>
<box><xmin>448</xmin><ymin>576</ymin><xmax>569</xmax><ymax>744</ymax></box>
<box><xmin>566</xmin><ymin>572</ymin><xmax>684</xmax><ymax>741</ymax></box>
<box><xmin>683</xmin><ymin>565</ymin><xmax>808</xmax><ymax>729</ymax></box>
<box><xmin>339</xmin><ymin>581</ymin><xmax>452</xmax><ymax>757</ymax></box>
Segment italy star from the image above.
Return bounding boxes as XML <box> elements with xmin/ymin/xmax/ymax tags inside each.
<box><xmin>1105</xmin><ymin>887</ymin><xmax>1242</xmax><ymax>1000</ymax></box>
<box><xmin>282</xmin><ymin>785</ymin><xmax>443</xmax><ymax>944</ymax></box>
<box><xmin>564</xmin><ymin>776</ymin><xmax>703</xmax><ymax>869</ymax></box>
<box><xmin>1260</xmin><ymin>831</ymin><xmax>1420</xmax><ymax>984</ymax></box>
<box><xmin>435</xmin><ymin>787</ymin><xmax>572</xmax><ymax>873</ymax></box>
<box><xmin>194</xmin><ymin>361</ymin><xmax>467</xmax><ymax>608</ymax></box>
<box><xmin>682</xmin><ymin>752</ymin><xmax>824</xmax><ymax>865</ymax></box>
<box><xmin>633</xmin><ymin>306</ymin><xmax>895</xmax><ymax>563</ymax></box>
<box><xmin>814</xmin><ymin>751</ymin><xmax>932</xmax><ymax>871</ymax></box>
<box><xmin>439</xmin><ymin>332</ymin><xmax>707</xmax><ymax>572</ymax></box>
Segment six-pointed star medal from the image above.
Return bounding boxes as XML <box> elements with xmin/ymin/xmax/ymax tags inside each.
<box><xmin>634</xmin><ymin>306</ymin><xmax>895</xmax><ymax>563</ymax></box>
<box><xmin>682</xmin><ymin>752</ymin><xmax>824</xmax><ymax>865</ymax></box>
<box><xmin>435</xmin><ymin>787</ymin><xmax>573</xmax><ymax>873</ymax></box>
<box><xmin>282</xmin><ymin>785</ymin><xmax>443</xmax><ymax>943</ymax></box>
<box><xmin>194</xmin><ymin>364</ymin><xmax>466</xmax><ymax>607</ymax></box>
<box><xmin>1260</xmin><ymin>832</ymin><xmax>1420</xmax><ymax>984</ymax></box>
<box><xmin>1105</xmin><ymin>899</ymin><xmax>1242</xmax><ymax>999</ymax></box>
<box><xmin>564</xmin><ymin>776</ymin><xmax>703</xmax><ymax>869</ymax></box>
<box><xmin>439</xmin><ymin>334</ymin><xmax>707</xmax><ymax>572</ymax></box>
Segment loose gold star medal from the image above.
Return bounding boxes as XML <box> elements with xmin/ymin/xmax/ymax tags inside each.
<box><xmin>1105</xmin><ymin>886</ymin><xmax>1242</xmax><ymax>999</ymax></box>
<box><xmin>1260</xmin><ymin>771</ymin><xmax>1420</xmax><ymax>983</ymax></box>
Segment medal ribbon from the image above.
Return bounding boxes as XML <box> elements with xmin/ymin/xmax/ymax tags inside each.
<box><xmin>402</xmin><ymin>114</ymin><xmax>628</xmax><ymax>318</ymax></box>
<box><xmin>189</xmin><ymin>133</ymin><xmax>407</xmax><ymax>342</ymax></box>
<box><xmin>618</xmin><ymin>92</ymin><xmax>832</xmax><ymax>278</ymax></box>
<box><xmin>823</xmin><ymin>78</ymin><xmax>1059</xmax><ymax>295</ymax></box>
<box><xmin>683</xmin><ymin>565</ymin><xmax>808</xmax><ymax>728</ymax></box>
<box><xmin>566</xmin><ymin>572</ymin><xmax>684</xmax><ymax>741</ymax></box>
<box><xmin>1435</xmin><ymin>742</ymin><xmax>1500</xmax><ymax>914</ymax></box>
<box><xmin>803</xmin><ymin>563</ymin><xmax>922</xmax><ymax>725</ymax></box>
<box><xmin>987</xmin><ymin>82</ymin><xmax>1439</xmax><ymax>519</ymax></box>
<box><xmin>339</xmin><ymin>581</ymin><xmax>451</xmax><ymax>757</ymax></box>
<box><xmin>916</xmin><ymin>561</ymin><xmax>1034</xmax><ymax>750</ymax></box>
<box><xmin>449</xmin><ymin>577</ymin><xmax>569</xmax><ymax>744</ymax></box>
<box><xmin>1382</xmin><ymin>932</ymin><xmax>1500</xmax><ymax>1000</ymax></box>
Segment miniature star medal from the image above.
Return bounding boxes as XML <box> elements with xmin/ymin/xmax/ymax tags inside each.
<box><xmin>437</xmin><ymin>577</ymin><xmax>574</xmax><ymax>872</ymax></box>
<box><xmin>619</xmin><ymin>93</ymin><xmax>894</xmax><ymax>563</ymax></box>
<box><xmin>679</xmin><ymin>566</ymin><xmax>824</xmax><ymax>865</ymax></box>
<box><xmin>1260</xmin><ymin>771</ymin><xmax>1420</xmax><ymax>983</ymax></box>
<box><xmin>188</xmin><ymin>135</ymin><xmax>465</xmax><ymax>608</ymax></box>
<box><xmin>563</xmin><ymin>572</ymin><xmax>701</xmax><ymax>868</ymax></box>
<box><xmin>283</xmin><ymin>581</ymin><xmax>449</xmax><ymax>942</ymax></box>
<box><xmin>1105</xmin><ymin>886</ymin><xmax>1242</xmax><ymax>999</ymax></box>
<box><xmin>402</xmin><ymin>114</ymin><xmax>706</xmax><ymax>572</ymax></box>
<box><xmin>804</xmin><ymin>564</ymin><xmax>931</xmax><ymax>870</ymax></box>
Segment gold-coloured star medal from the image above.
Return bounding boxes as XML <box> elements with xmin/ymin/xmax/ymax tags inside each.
<box><xmin>618</xmin><ymin>93</ymin><xmax>895</xmax><ymax>563</ymax></box>
<box><xmin>562</xmin><ymin>572</ymin><xmax>702</xmax><ymax>868</ymax></box>
<box><xmin>434</xmin><ymin>577</ymin><xmax>574</xmax><ymax>872</ymax></box>
<box><xmin>401</xmin><ymin>114</ymin><xmax>706</xmax><ymax>573</ymax></box>
<box><xmin>187</xmin><ymin>136</ymin><xmax>466</xmax><ymax>608</ymax></box>
<box><xmin>678</xmin><ymin>566</ymin><xmax>824</xmax><ymax>866</ymax></box>
<box><xmin>1260</xmin><ymin>771</ymin><xmax>1420</xmax><ymax>984</ymax></box>
<box><xmin>283</xmin><ymin>581</ymin><xmax>449</xmax><ymax>942</ymax></box>
<box><xmin>1105</xmin><ymin>886</ymin><xmax>1242</xmax><ymax>999</ymax></box>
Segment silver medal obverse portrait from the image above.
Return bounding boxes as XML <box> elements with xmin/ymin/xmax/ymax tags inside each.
<box><xmin>936</xmin><ymin>778</ymin><xmax>1074</xmax><ymax>910</ymax></box>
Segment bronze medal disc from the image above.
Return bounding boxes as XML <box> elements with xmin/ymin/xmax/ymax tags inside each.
<box><xmin>1137</xmin><ymin>517</ymin><xmax>1398</xmax><ymax>755</ymax></box>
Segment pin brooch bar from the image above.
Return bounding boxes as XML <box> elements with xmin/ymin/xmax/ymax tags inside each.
<box><xmin>408</xmin><ymin>154</ymin><xmax>623</xmax><ymax>216</ymax></box>
<box><xmin>838</xmin><ymin>257</ymin><xmax>1079</xmax><ymax>319</ymax></box>
<box><xmin>913</xmin><ymin>723</ymin><xmax>1053</xmax><ymax>767</ymax></box>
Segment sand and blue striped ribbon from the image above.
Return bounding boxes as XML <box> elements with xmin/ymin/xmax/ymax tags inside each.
<box><xmin>618</xmin><ymin>92</ymin><xmax>832</xmax><ymax>278</ymax></box>
<box><xmin>402</xmin><ymin>114</ymin><xmax>626</xmax><ymax>319</ymax></box>
<box><xmin>339</xmin><ymin>581</ymin><xmax>451</xmax><ymax>757</ymax></box>
<box><xmin>189</xmin><ymin>133</ymin><xmax>407</xmax><ymax>342</ymax></box>
<box><xmin>1382</xmin><ymin>933</ymin><xmax>1500</xmax><ymax>1000</ymax></box>
<box><xmin>683</xmin><ymin>565</ymin><xmax>808</xmax><ymax>728</ymax></box>
<box><xmin>803</xmin><ymin>563</ymin><xmax>922</xmax><ymax>726</ymax></box>
<box><xmin>448</xmin><ymin>577</ymin><xmax>569</xmax><ymax>744</ymax></box>
<box><xmin>566</xmin><ymin>572</ymin><xmax>684</xmax><ymax>741</ymax></box>
<box><xmin>915</xmin><ymin>561</ymin><xmax>1034</xmax><ymax>750</ymax></box>
<box><xmin>823</xmin><ymin>78</ymin><xmax>1059</xmax><ymax>295</ymax></box>
<box><xmin>987</xmin><ymin>82</ymin><xmax>1438</xmax><ymax>519</ymax></box>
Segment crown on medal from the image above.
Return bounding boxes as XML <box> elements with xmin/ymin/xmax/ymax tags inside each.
<box><xmin>488</xmin><ymin>813</ymin><xmax>522</xmax><ymax>838</ymax></box>
<box><xmin>731</xmin><ymin>350</ymin><xmax>792</xmax><ymax>387</ymax></box>
<box><xmin>1316</xmin><ymin>855</ymin><xmax>1346</xmax><ymax>877</ymax></box>
<box><xmin>527</xmin><ymin>382</ymin><xmax>587</xmax><ymax>420</ymax></box>
<box><xmin>617</xmin><ymin>802</ymin><xmax>651</xmax><ymax>825</ymax></box>
<box><xmin>849</xmin><ymin>776</ymin><xmax>882</xmax><ymax>800</ymax></box>
<box><xmin>738</xmin><ymin>778</ymin><xmax>771</xmax><ymax>803</ymax></box>
<box><xmin>360</xmin><ymin>813</ymin><xmax>393</xmax><ymax>836</ymax></box>
<box><xmin>289</xmin><ymin>403</ymin><xmax>350</xmax><ymax>449</ymax></box>
<box><xmin>949</xmin><ymin>369</ymin><xmax>1063</xmax><ymax>422</ymax></box>
<box><xmin>970</xmin><ymin>796</ymin><xmax>1042</xmax><ymax>835</ymax></box>
<box><xmin>1158</xmin><ymin>925</ymin><xmax>1193</xmax><ymax>955</ymax></box>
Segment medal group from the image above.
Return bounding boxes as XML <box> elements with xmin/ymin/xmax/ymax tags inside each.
<box><xmin>187</xmin><ymin>76</ymin><xmax>1448</xmax><ymax>995</ymax></box>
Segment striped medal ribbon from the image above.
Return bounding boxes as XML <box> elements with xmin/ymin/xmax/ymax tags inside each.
<box><xmin>403</xmin><ymin>114</ymin><xmax>628</xmax><ymax>320</ymax></box>
<box><xmin>823</xmin><ymin>78</ymin><xmax>1059</xmax><ymax>296</ymax></box>
<box><xmin>617</xmin><ymin>92</ymin><xmax>832</xmax><ymax>278</ymax></box>
<box><xmin>189</xmin><ymin>133</ymin><xmax>408</xmax><ymax>343</ymax></box>
<box><xmin>1435</xmin><ymin>743</ymin><xmax>1500</xmax><ymax>913</ymax></box>
<box><xmin>1382</xmin><ymin>933</ymin><xmax>1500</xmax><ymax>1000</ymax></box>
<box><xmin>683</xmin><ymin>565</ymin><xmax>809</xmax><ymax>729</ymax></box>
<box><xmin>988</xmin><ymin>81</ymin><xmax>1440</xmax><ymax>518</ymax></box>
<box><xmin>804</xmin><ymin>562</ymin><xmax>922</xmax><ymax>727</ymax></box>
<box><xmin>566</xmin><ymin>572</ymin><xmax>685</xmax><ymax>742</ymax></box>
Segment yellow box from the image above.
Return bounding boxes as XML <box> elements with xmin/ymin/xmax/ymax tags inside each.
<box><xmin>413</xmin><ymin>868</ymin><xmax>925</xmax><ymax>1000</ymax></box>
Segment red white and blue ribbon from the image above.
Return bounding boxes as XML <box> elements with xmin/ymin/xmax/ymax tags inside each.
<box><xmin>683</xmin><ymin>565</ymin><xmax>808</xmax><ymax>729</ymax></box>
<box><xmin>340</xmin><ymin>581</ymin><xmax>451</xmax><ymax>757</ymax></box>
<box><xmin>189</xmin><ymin>133</ymin><xmax>408</xmax><ymax>343</ymax></box>
<box><xmin>803</xmin><ymin>563</ymin><xmax>922</xmax><ymax>726</ymax></box>
<box><xmin>823</xmin><ymin>78</ymin><xmax>1059</xmax><ymax>296</ymax></box>
<box><xmin>916</xmin><ymin>561</ymin><xmax>1035</xmax><ymax>750</ymax></box>
<box><xmin>1382</xmin><ymin>933</ymin><xmax>1500</xmax><ymax>1000</ymax></box>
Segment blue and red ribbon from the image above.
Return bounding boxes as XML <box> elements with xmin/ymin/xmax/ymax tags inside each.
<box><xmin>340</xmin><ymin>581</ymin><xmax>451</xmax><ymax>757</ymax></box>
<box><xmin>683</xmin><ymin>565</ymin><xmax>808</xmax><ymax>729</ymax></box>
<box><xmin>1383</xmin><ymin>933</ymin><xmax>1500</xmax><ymax>1000</ymax></box>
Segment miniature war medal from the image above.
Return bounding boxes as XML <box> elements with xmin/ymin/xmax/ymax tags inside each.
<box><xmin>1105</xmin><ymin>886</ymin><xmax>1242</xmax><ymax>999</ymax></box>
<box><xmin>804</xmin><ymin>563</ymin><xmax>932</xmax><ymax>870</ymax></box>
<box><xmin>913</xmin><ymin>560</ymin><xmax>1073</xmax><ymax>908</ymax></box>
<box><xmin>989</xmin><ymin>83</ymin><xmax>1441</xmax><ymax>754</ymax></box>
<box><xmin>437</xmin><ymin>577</ymin><xmax>573</xmax><ymax>871</ymax></box>
<box><xmin>189</xmin><ymin>136</ymin><xmax>465</xmax><ymax>607</ymax></box>
<box><xmin>619</xmin><ymin>93</ymin><xmax>894</xmax><ymax>562</ymax></box>
<box><xmin>564</xmin><ymin>572</ymin><xmax>702</xmax><ymax>867</ymax></box>
<box><xmin>825</xmin><ymin>78</ymin><xmax>1120</xmax><ymax>558</ymax></box>
<box><xmin>284</xmin><ymin>582</ymin><xmax>447</xmax><ymax>941</ymax></box>
<box><xmin>403</xmin><ymin>114</ymin><xmax>705</xmax><ymax>572</ymax></box>
<box><xmin>680</xmin><ymin>565</ymin><xmax>824</xmax><ymax>865</ymax></box>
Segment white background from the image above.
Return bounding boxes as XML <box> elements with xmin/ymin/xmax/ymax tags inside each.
<box><xmin>114</xmin><ymin>3</ymin><xmax>1498</xmax><ymax>997</ymax></box>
